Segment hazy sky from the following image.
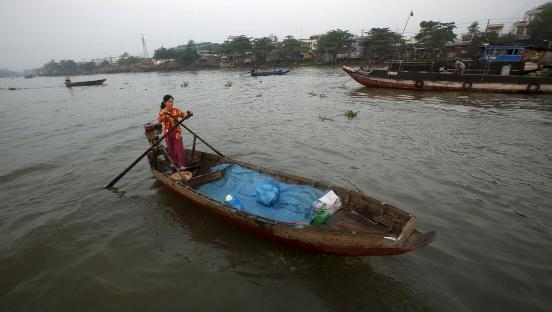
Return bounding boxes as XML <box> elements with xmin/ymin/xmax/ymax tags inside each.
<box><xmin>0</xmin><ymin>0</ymin><xmax>547</xmax><ymax>70</ymax></box>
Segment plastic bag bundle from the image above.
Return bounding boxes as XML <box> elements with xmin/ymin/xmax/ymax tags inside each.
<box><xmin>255</xmin><ymin>182</ymin><xmax>280</xmax><ymax>206</ymax></box>
<box><xmin>310</xmin><ymin>190</ymin><xmax>342</xmax><ymax>225</ymax></box>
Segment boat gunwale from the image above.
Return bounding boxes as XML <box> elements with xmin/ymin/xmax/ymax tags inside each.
<box><xmin>154</xmin><ymin>169</ymin><xmax>434</xmax><ymax>255</ymax></box>
<box><xmin>149</xmin><ymin>149</ymin><xmax>429</xmax><ymax>249</ymax></box>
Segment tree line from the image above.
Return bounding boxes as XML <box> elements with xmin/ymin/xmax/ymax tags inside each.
<box><xmin>153</xmin><ymin>12</ymin><xmax>551</xmax><ymax>65</ymax></box>
<box><xmin>36</xmin><ymin>8</ymin><xmax>552</xmax><ymax>75</ymax></box>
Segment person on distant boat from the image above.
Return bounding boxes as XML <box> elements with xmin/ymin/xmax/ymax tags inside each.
<box><xmin>454</xmin><ymin>60</ymin><xmax>465</xmax><ymax>76</ymax></box>
<box><xmin>158</xmin><ymin>95</ymin><xmax>192</xmax><ymax>171</ymax></box>
<box><xmin>65</xmin><ymin>77</ymin><xmax>71</xmax><ymax>84</ymax></box>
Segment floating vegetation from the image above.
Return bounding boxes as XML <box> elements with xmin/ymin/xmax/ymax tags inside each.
<box><xmin>256</xmin><ymin>93</ymin><xmax>262</xmax><ymax>97</ymax></box>
<box><xmin>345</xmin><ymin>110</ymin><xmax>359</xmax><ymax>119</ymax></box>
<box><xmin>181</xmin><ymin>81</ymin><xmax>189</xmax><ymax>87</ymax></box>
<box><xmin>528</xmin><ymin>68</ymin><xmax>552</xmax><ymax>78</ymax></box>
<box><xmin>225</xmin><ymin>81</ymin><xmax>232</xmax><ymax>87</ymax></box>
<box><xmin>308</xmin><ymin>91</ymin><xmax>327</xmax><ymax>98</ymax></box>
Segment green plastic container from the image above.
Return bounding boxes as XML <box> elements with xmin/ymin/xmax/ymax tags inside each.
<box><xmin>311</xmin><ymin>209</ymin><xmax>330</xmax><ymax>225</ymax></box>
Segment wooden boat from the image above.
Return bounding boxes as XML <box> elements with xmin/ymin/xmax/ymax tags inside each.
<box><xmin>251</xmin><ymin>69</ymin><xmax>290</xmax><ymax>77</ymax></box>
<box><xmin>143</xmin><ymin>123</ymin><xmax>436</xmax><ymax>256</ymax></box>
<box><xmin>65</xmin><ymin>78</ymin><xmax>106</xmax><ymax>87</ymax></box>
<box><xmin>343</xmin><ymin>64</ymin><xmax>552</xmax><ymax>94</ymax></box>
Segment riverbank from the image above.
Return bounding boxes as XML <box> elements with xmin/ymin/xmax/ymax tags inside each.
<box><xmin>38</xmin><ymin>59</ymin><xmax>369</xmax><ymax>77</ymax></box>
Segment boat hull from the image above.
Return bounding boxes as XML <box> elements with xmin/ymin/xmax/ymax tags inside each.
<box><xmin>251</xmin><ymin>70</ymin><xmax>290</xmax><ymax>77</ymax></box>
<box><xmin>147</xmin><ymin>147</ymin><xmax>435</xmax><ymax>256</ymax></box>
<box><xmin>65</xmin><ymin>79</ymin><xmax>106</xmax><ymax>87</ymax></box>
<box><xmin>343</xmin><ymin>66</ymin><xmax>552</xmax><ymax>94</ymax></box>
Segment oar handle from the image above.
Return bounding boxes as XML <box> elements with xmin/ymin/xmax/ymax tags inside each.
<box><xmin>105</xmin><ymin>114</ymin><xmax>192</xmax><ymax>189</ymax></box>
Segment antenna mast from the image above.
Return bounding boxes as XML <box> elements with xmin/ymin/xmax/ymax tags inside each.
<box><xmin>393</xmin><ymin>10</ymin><xmax>414</xmax><ymax>60</ymax></box>
<box><xmin>141</xmin><ymin>34</ymin><xmax>149</xmax><ymax>59</ymax></box>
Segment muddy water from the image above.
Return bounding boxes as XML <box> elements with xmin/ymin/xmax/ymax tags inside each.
<box><xmin>1</xmin><ymin>67</ymin><xmax>551</xmax><ymax>311</ymax></box>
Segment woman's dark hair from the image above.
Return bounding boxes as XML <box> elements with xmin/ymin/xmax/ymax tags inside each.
<box><xmin>160</xmin><ymin>94</ymin><xmax>173</xmax><ymax>109</ymax></box>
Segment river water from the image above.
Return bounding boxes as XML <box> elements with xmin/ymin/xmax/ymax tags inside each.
<box><xmin>1</xmin><ymin>67</ymin><xmax>551</xmax><ymax>311</ymax></box>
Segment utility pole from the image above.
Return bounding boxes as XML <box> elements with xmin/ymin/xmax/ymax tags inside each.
<box><xmin>141</xmin><ymin>34</ymin><xmax>149</xmax><ymax>59</ymax></box>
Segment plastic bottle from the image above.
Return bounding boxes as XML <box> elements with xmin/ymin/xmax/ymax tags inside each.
<box><xmin>310</xmin><ymin>208</ymin><xmax>330</xmax><ymax>225</ymax></box>
<box><xmin>225</xmin><ymin>193</ymin><xmax>244</xmax><ymax>210</ymax></box>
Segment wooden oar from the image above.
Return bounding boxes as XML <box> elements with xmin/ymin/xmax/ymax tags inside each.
<box><xmin>181</xmin><ymin>124</ymin><xmax>225</xmax><ymax>157</ymax></box>
<box><xmin>165</xmin><ymin>112</ymin><xmax>225</xmax><ymax>157</ymax></box>
<box><xmin>105</xmin><ymin>114</ymin><xmax>192</xmax><ymax>189</ymax></box>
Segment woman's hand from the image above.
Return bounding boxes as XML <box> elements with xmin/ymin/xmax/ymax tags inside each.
<box><xmin>162</xmin><ymin>108</ymin><xmax>169</xmax><ymax>115</ymax></box>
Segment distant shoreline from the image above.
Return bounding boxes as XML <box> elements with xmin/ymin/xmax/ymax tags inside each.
<box><xmin>34</xmin><ymin>60</ymin><xmax>368</xmax><ymax>77</ymax></box>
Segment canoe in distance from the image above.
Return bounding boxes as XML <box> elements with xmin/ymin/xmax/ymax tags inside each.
<box><xmin>251</xmin><ymin>69</ymin><xmax>290</xmax><ymax>77</ymax></box>
<box><xmin>65</xmin><ymin>78</ymin><xmax>106</xmax><ymax>87</ymax></box>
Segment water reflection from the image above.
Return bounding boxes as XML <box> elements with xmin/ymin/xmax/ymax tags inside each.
<box><xmin>350</xmin><ymin>86</ymin><xmax>552</xmax><ymax>112</ymax></box>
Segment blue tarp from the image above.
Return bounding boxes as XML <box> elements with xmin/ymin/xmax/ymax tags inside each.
<box><xmin>197</xmin><ymin>164</ymin><xmax>328</xmax><ymax>224</ymax></box>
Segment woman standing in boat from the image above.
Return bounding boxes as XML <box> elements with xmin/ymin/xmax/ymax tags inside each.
<box><xmin>158</xmin><ymin>95</ymin><xmax>191</xmax><ymax>171</ymax></box>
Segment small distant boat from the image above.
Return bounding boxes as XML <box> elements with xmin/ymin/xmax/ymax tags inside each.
<box><xmin>251</xmin><ymin>69</ymin><xmax>289</xmax><ymax>77</ymax></box>
<box><xmin>24</xmin><ymin>74</ymin><xmax>35</xmax><ymax>79</ymax></box>
<box><xmin>65</xmin><ymin>77</ymin><xmax>106</xmax><ymax>87</ymax></box>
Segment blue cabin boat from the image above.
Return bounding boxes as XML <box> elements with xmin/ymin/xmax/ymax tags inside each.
<box><xmin>479</xmin><ymin>45</ymin><xmax>525</xmax><ymax>62</ymax></box>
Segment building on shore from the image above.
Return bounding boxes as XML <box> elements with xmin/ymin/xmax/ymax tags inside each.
<box><xmin>513</xmin><ymin>2</ymin><xmax>552</xmax><ymax>40</ymax></box>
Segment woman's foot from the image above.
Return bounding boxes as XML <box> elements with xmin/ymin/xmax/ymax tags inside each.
<box><xmin>179</xmin><ymin>166</ymin><xmax>186</xmax><ymax>171</ymax></box>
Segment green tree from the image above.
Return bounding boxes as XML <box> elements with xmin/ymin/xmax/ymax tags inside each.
<box><xmin>278</xmin><ymin>38</ymin><xmax>307</xmax><ymax>60</ymax></box>
<box><xmin>252</xmin><ymin>37</ymin><xmax>275</xmax><ymax>62</ymax></box>
<box><xmin>362</xmin><ymin>28</ymin><xmax>402</xmax><ymax>60</ymax></box>
<box><xmin>467</xmin><ymin>22</ymin><xmax>481</xmax><ymax>38</ymax></box>
<box><xmin>528</xmin><ymin>7</ymin><xmax>552</xmax><ymax>46</ymax></box>
<box><xmin>316</xmin><ymin>29</ymin><xmax>354</xmax><ymax>54</ymax></box>
<box><xmin>222</xmin><ymin>36</ymin><xmax>252</xmax><ymax>56</ymax></box>
<box><xmin>43</xmin><ymin>60</ymin><xmax>60</xmax><ymax>75</ymax></box>
<box><xmin>465</xmin><ymin>22</ymin><xmax>483</xmax><ymax>57</ymax></box>
<box><xmin>59</xmin><ymin>60</ymin><xmax>78</xmax><ymax>75</ymax></box>
<box><xmin>153</xmin><ymin>47</ymin><xmax>179</xmax><ymax>59</ymax></box>
<box><xmin>179</xmin><ymin>40</ymin><xmax>199</xmax><ymax>65</ymax></box>
<box><xmin>415</xmin><ymin>21</ymin><xmax>456</xmax><ymax>48</ymax></box>
<box><xmin>79</xmin><ymin>61</ymin><xmax>96</xmax><ymax>72</ymax></box>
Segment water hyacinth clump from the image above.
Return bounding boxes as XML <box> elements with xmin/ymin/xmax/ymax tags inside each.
<box><xmin>345</xmin><ymin>110</ymin><xmax>359</xmax><ymax>119</ymax></box>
